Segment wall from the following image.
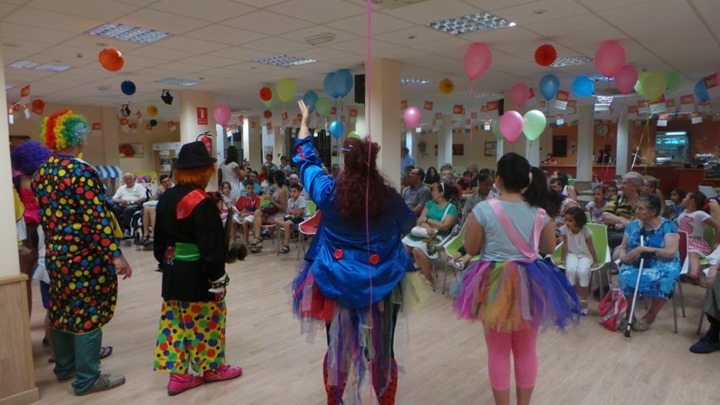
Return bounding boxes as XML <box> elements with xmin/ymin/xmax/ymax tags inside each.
<box><xmin>117</xmin><ymin>123</ymin><xmax>181</xmax><ymax>173</ymax></box>
<box><xmin>414</xmin><ymin>126</ymin><xmax>499</xmax><ymax>172</ymax></box>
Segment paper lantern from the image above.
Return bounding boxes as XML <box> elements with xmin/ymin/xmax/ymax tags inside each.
<box><xmin>120</xmin><ymin>80</ymin><xmax>136</xmax><ymax>95</ymax></box>
<box><xmin>534</xmin><ymin>44</ymin><xmax>557</xmax><ymax>67</ymax></box>
<box><xmin>438</xmin><ymin>78</ymin><xmax>455</xmax><ymax>95</ymax></box>
<box><xmin>147</xmin><ymin>105</ymin><xmax>158</xmax><ymax>117</ymax></box>
<box><xmin>98</xmin><ymin>48</ymin><xmax>124</xmax><ymax>72</ymax></box>
<box><xmin>263</xmin><ymin>110</ymin><xmax>272</xmax><ymax>119</ymax></box>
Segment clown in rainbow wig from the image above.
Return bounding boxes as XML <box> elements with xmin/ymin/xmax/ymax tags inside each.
<box><xmin>32</xmin><ymin>109</ymin><xmax>133</xmax><ymax>396</ymax></box>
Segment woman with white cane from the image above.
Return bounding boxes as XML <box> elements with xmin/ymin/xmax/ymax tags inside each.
<box><xmin>617</xmin><ymin>194</ymin><xmax>680</xmax><ymax>333</ymax></box>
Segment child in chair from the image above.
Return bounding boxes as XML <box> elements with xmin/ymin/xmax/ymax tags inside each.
<box><xmin>558</xmin><ymin>206</ymin><xmax>599</xmax><ymax>315</ymax></box>
<box><xmin>678</xmin><ymin>191</ymin><xmax>720</xmax><ymax>287</ymax></box>
<box><xmin>274</xmin><ymin>183</ymin><xmax>309</xmax><ymax>254</ymax></box>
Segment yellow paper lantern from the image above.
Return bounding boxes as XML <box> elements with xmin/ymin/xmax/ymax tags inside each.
<box><xmin>439</xmin><ymin>78</ymin><xmax>455</xmax><ymax>95</ymax></box>
<box><xmin>147</xmin><ymin>105</ymin><xmax>158</xmax><ymax>117</ymax></box>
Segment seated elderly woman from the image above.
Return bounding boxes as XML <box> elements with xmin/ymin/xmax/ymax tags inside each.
<box><xmin>402</xmin><ymin>182</ymin><xmax>459</xmax><ymax>282</ymax></box>
<box><xmin>617</xmin><ymin>194</ymin><xmax>680</xmax><ymax>332</ymax></box>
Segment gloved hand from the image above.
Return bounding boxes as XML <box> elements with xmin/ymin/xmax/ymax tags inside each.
<box><xmin>209</xmin><ymin>273</ymin><xmax>229</xmax><ymax>301</ymax></box>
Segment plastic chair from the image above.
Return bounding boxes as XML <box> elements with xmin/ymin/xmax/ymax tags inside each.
<box><xmin>298</xmin><ymin>210</ymin><xmax>321</xmax><ymax>260</ymax></box>
<box><xmin>440</xmin><ymin>226</ymin><xmax>480</xmax><ymax>295</ymax></box>
<box><xmin>306</xmin><ymin>200</ymin><xmax>316</xmax><ymax>216</ymax></box>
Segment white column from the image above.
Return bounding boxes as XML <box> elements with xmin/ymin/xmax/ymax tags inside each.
<box><xmin>437</xmin><ymin>115</ymin><xmax>453</xmax><ymax>168</ymax></box>
<box><xmin>246</xmin><ymin>117</ymin><xmax>262</xmax><ymax>170</ymax></box>
<box><xmin>576</xmin><ymin>104</ymin><xmax>594</xmax><ymax>181</ymax></box>
<box><xmin>367</xmin><ymin>58</ymin><xmax>402</xmax><ymax>187</ymax></box>
<box><xmin>616</xmin><ymin>114</ymin><xmax>630</xmax><ymax>175</ymax></box>
<box><xmin>179</xmin><ymin>90</ymin><xmax>217</xmax><ymax>189</ymax></box>
<box><xmin>0</xmin><ymin>29</ymin><xmax>18</xmax><ymax>278</ymax></box>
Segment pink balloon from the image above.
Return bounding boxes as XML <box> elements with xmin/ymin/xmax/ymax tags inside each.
<box><xmin>403</xmin><ymin>106</ymin><xmax>422</xmax><ymax>129</ymax></box>
<box><xmin>594</xmin><ymin>41</ymin><xmax>626</xmax><ymax>77</ymax></box>
<box><xmin>464</xmin><ymin>43</ymin><xmax>492</xmax><ymax>81</ymax></box>
<box><xmin>510</xmin><ymin>83</ymin><xmax>530</xmax><ymax>107</ymax></box>
<box><xmin>213</xmin><ymin>104</ymin><xmax>231</xmax><ymax>126</ymax></box>
<box><xmin>615</xmin><ymin>65</ymin><xmax>638</xmax><ymax>95</ymax></box>
<box><xmin>499</xmin><ymin>111</ymin><xmax>524</xmax><ymax>143</ymax></box>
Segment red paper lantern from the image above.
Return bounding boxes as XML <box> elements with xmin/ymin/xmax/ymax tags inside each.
<box><xmin>534</xmin><ymin>44</ymin><xmax>557</xmax><ymax>67</ymax></box>
<box><xmin>263</xmin><ymin>110</ymin><xmax>272</xmax><ymax>119</ymax></box>
<box><xmin>98</xmin><ymin>48</ymin><xmax>124</xmax><ymax>72</ymax></box>
<box><xmin>259</xmin><ymin>86</ymin><xmax>272</xmax><ymax>101</ymax></box>
<box><xmin>31</xmin><ymin>99</ymin><xmax>45</xmax><ymax>115</ymax></box>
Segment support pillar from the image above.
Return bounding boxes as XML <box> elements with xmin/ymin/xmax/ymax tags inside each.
<box><xmin>616</xmin><ymin>114</ymin><xmax>630</xmax><ymax>175</ymax></box>
<box><xmin>576</xmin><ymin>104</ymin><xmax>594</xmax><ymax>182</ymax></box>
<box><xmin>367</xmin><ymin>58</ymin><xmax>402</xmax><ymax>187</ymax></box>
<box><xmin>245</xmin><ymin>117</ymin><xmax>262</xmax><ymax>171</ymax></box>
<box><xmin>437</xmin><ymin>115</ymin><xmax>452</xmax><ymax>169</ymax></box>
<box><xmin>179</xmin><ymin>90</ymin><xmax>217</xmax><ymax>188</ymax></box>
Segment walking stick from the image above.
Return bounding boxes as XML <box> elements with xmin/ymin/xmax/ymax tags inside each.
<box><xmin>625</xmin><ymin>232</ymin><xmax>647</xmax><ymax>338</ymax></box>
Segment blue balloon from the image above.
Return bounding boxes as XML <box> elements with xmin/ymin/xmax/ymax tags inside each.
<box><xmin>332</xmin><ymin>69</ymin><xmax>354</xmax><ymax>98</ymax></box>
<box><xmin>323</xmin><ymin>72</ymin><xmax>339</xmax><ymax>98</ymax></box>
<box><xmin>571</xmin><ymin>76</ymin><xmax>594</xmax><ymax>97</ymax></box>
<box><xmin>329</xmin><ymin>120</ymin><xmax>344</xmax><ymax>139</ymax></box>
<box><xmin>302</xmin><ymin>91</ymin><xmax>319</xmax><ymax>113</ymax></box>
<box><xmin>120</xmin><ymin>80</ymin><xmax>136</xmax><ymax>96</ymax></box>
<box><xmin>539</xmin><ymin>74</ymin><xmax>560</xmax><ymax>101</ymax></box>
<box><xmin>695</xmin><ymin>80</ymin><xmax>710</xmax><ymax>103</ymax></box>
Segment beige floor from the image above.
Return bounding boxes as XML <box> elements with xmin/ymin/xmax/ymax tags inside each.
<box><xmin>27</xmin><ymin>240</ymin><xmax>720</xmax><ymax>405</ymax></box>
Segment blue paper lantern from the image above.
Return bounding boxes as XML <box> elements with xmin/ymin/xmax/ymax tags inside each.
<box><xmin>539</xmin><ymin>74</ymin><xmax>560</xmax><ymax>101</ymax></box>
<box><xmin>329</xmin><ymin>120</ymin><xmax>344</xmax><ymax>139</ymax></box>
<box><xmin>121</xmin><ymin>80</ymin><xmax>136</xmax><ymax>96</ymax></box>
<box><xmin>571</xmin><ymin>76</ymin><xmax>594</xmax><ymax>97</ymax></box>
<box><xmin>149</xmin><ymin>119</ymin><xmax>158</xmax><ymax>127</ymax></box>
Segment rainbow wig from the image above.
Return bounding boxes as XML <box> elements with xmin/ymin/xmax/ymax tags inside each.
<box><xmin>11</xmin><ymin>141</ymin><xmax>51</xmax><ymax>175</ymax></box>
<box><xmin>40</xmin><ymin>109</ymin><xmax>90</xmax><ymax>151</ymax></box>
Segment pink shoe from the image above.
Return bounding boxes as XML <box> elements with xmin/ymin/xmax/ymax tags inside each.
<box><xmin>167</xmin><ymin>373</ymin><xmax>204</xmax><ymax>396</ymax></box>
<box><xmin>203</xmin><ymin>364</ymin><xmax>243</xmax><ymax>383</ymax></box>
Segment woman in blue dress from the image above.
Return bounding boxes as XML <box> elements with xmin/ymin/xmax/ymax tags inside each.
<box><xmin>617</xmin><ymin>194</ymin><xmax>681</xmax><ymax>331</ymax></box>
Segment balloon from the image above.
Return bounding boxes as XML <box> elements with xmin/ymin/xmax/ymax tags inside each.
<box><xmin>261</xmin><ymin>84</ymin><xmax>278</xmax><ymax>109</ymax></box>
<box><xmin>98</xmin><ymin>48</ymin><xmax>124</xmax><ymax>72</ymax></box>
<box><xmin>534</xmin><ymin>44</ymin><xmax>557</xmax><ymax>67</ymax></box>
<box><xmin>323</xmin><ymin>72</ymin><xmax>338</xmax><ymax>98</ymax></box>
<box><xmin>438</xmin><ymin>78</ymin><xmax>454</xmax><ymax>95</ymax></box>
<box><xmin>213</xmin><ymin>104</ymin><xmax>231</xmax><ymax>126</ymax></box>
<box><xmin>510</xmin><ymin>83</ymin><xmax>530</xmax><ymax>107</ymax></box>
<box><xmin>615</xmin><ymin>65</ymin><xmax>638</xmax><ymax>95</ymax></box>
<box><xmin>463</xmin><ymin>43</ymin><xmax>492</xmax><ymax>81</ymax></box>
<box><xmin>638</xmin><ymin>72</ymin><xmax>665</xmax><ymax>101</ymax></box>
<box><xmin>695</xmin><ymin>80</ymin><xmax>710</xmax><ymax>103</ymax></box>
<box><xmin>315</xmin><ymin>97</ymin><xmax>332</xmax><ymax>116</ymax></box>
<box><xmin>571</xmin><ymin>76</ymin><xmax>594</xmax><ymax>97</ymax></box>
<box><xmin>147</xmin><ymin>105</ymin><xmax>158</xmax><ymax>117</ymax></box>
<box><xmin>348</xmin><ymin>131</ymin><xmax>360</xmax><ymax>139</ymax></box>
<box><xmin>149</xmin><ymin>119</ymin><xmax>158</xmax><ymax>127</ymax></box>
<box><xmin>302</xmin><ymin>91</ymin><xmax>319</xmax><ymax>113</ymax></box>
<box><xmin>491</xmin><ymin>120</ymin><xmax>503</xmax><ymax>140</ymax></box>
<box><xmin>120</xmin><ymin>80</ymin><xmax>136</xmax><ymax>95</ymax></box>
<box><xmin>403</xmin><ymin>106</ymin><xmax>422</xmax><ymax>129</ymax></box>
<box><xmin>539</xmin><ymin>74</ymin><xmax>560</xmax><ymax>101</ymax></box>
<box><xmin>634</xmin><ymin>72</ymin><xmax>649</xmax><ymax>95</ymax></box>
<box><xmin>522</xmin><ymin>110</ymin><xmax>547</xmax><ymax>141</ymax></box>
<box><xmin>594</xmin><ymin>41</ymin><xmax>625</xmax><ymax>77</ymax></box>
<box><xmin>499</xmin><ymin>111</ymin><xmax>524</xmax><ymax>143</ymax></box>
<box><xmin>276</xmin><ymin>78</ymin><xmax>297</xmax><ymax>103</ymax></box>
<box><xmin>263</xmin><ymin>110</ymin><xmax>272</xmax><ymax>120</ymax></box>
<box><xmin>332</xmin><ymin>69</ymin><xmax>353</xmax><ymax>98</ymax></box>
<box><xmin>329</xmin><ymin>120</ymin><xmax>344</xmax><ymax>139</ymax></box>
<box><xmin>665</xmin><ymin>72</ymin><xmax>682</xmax><ymax>93</ymax></box>
<box><xmin>259</xmin><ymin>86</ymin><xmax>272</xmax><ymax>101</ymax></box>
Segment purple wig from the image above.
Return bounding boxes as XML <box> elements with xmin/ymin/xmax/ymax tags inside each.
<box><xmin>11</xmin><ymin>141</ymin><xmax>52</xmax><ymax>176</ymax></box>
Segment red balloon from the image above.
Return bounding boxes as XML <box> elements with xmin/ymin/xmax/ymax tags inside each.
<box><xmin>259</xmin><ymin>86</ymin><xmax>272</xmax><ymax>101</ymax></box>
<box><xmin>98</xmin><ymin>48</ymin><xmax>124</xmax><ymax>72</ymax></box>
<box><xmin>534</xmin><ymin>44</ymin><xmax>557</xmax><ymax>67</ymax></box>
<box><xmin>263</xmin><ymin>110</ymin><xmax>272</xmax><ymax>119</ymax></box>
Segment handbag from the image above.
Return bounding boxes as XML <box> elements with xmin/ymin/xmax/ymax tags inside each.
<box><xmin>598</xmin><ymin>288</ymin><xmax>628</xmax><ymax>331</ymax></box>
<box><xmin>261</xmin><ymin>203</ymin><xmax>279</xmax><ymax>215</ymax></box>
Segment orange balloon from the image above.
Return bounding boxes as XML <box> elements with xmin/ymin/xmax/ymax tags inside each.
<box><xmin>439</xmin><ymin>78</ymin><xmax>455</xmax><ymax>95</ymax></box>
<box><xmin>98</xmin><ymin>48</ymin><xmax>124</xmax><ymax>72</ymax></box>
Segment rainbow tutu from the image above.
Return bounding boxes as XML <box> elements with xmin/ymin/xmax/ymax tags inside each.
<box><xmin>454</xmin><ymin>258</ymin><xmax>580</xmax><ymax>332</ymax></box>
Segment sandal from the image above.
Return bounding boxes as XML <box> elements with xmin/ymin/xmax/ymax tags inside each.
<box><xmin>680</xmin><ymin>273</ymin><xmax>700</xmax><ymax>286</ymax></box>
<box><xmin>632</xmin><ymin>319</ymin><xmax>650</xmax><ymax>332</ymax></box>
<box><xmin>100</xmin><ymin>346</ymin><xmax>113</xmax><ymax>359</ymax></box>
<box><xmin>279</xmin><ymin>245</ymin><xmax>290</xmax><ymax>254</ymax></box>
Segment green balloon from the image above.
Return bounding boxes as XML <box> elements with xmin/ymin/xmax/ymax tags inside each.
<box><xmin>640</xmin><ymin>72</ymin><xmax>666</xmax><ymax>102</ymax></box>
<box><xmin>348</xmin><ymin>130</ymin><xmax>360</xmax><ymax>138</ymax></box>
<box><xmin>316</xmin><ymin>97</ymin><xmax>332</xmax><ymax>117</ymax></box>
<box><xmin>491</xmin><ymin>120</ymin><xmax>503</xmax><ymax>140</ymax></box>
<box><xmin>665</xmin><ymin>72</ymin><xmax>682</xmax><ymax>93</ymax></box>
<box><xmin>634</xmin><ymin>72</ymin><xmax>649</xmax><ymax>95</ymax></box>
<box><xmin>522</xmin><ymin>110</ymin><xmax>547</xmax><ymax>141</ymax></box>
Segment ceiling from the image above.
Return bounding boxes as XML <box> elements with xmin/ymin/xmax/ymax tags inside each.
<box><xmin>2</xmin><ymin>0</ymin><xmax>719</xmax><ymax>120</ymax></box>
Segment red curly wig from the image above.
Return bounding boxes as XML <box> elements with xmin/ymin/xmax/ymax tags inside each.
<box><xmin>334</xmin><ymin>137</ymin><xmax>393</xmax><ymax>223</ymax></box>
<box><xmin>173</xmin><ymin>164</ymin><xmax>216</xmax><ymax>189</ymax></box>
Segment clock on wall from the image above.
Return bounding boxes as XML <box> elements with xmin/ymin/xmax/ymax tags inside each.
<box><xmin>595</xmin><ymin>124</ymin><xmax>609</xmax><ymax>137</ymax></box>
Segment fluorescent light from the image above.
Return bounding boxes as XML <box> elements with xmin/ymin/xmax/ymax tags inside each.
<box><xmin>5</xmin><ymin>84</ymin><xmax>13</xmax><ymax>90</ymax></box>
<box><xmin>9</xmin><ymin>60</ymin><xmax>72</xmax><ymax>72</ymax></box>
<box><xmin>155</xmin><ymin>77</ymin><xmax>202</xmax><ymax>87</ymax></box>
<box><xmin>587</xmin><ymin>75</ymin><xmax>614</xmax><ymax>82</ymax></box>
<box><xmin>401</xmin><ymin>77</ymin><xmax>430</xmax><ymax>85</ymax></box>
<box><xmin>550</xmin><ymin>55</ymin><xmax>593</xmax><ymax>67</ymax></box>
<box><xmin>428</xmin><ymin>12</ymin><xmax>514</xmax><ymax>35</ymax></box>
<box><xmin>465</xmin><ymin>89</ymin><xmax>502</xmax><ymax>99</ymax></box>
<box><xmin>86</xmin><ymin>23</ymin><xmax>171</xmax><ymax>44</ymax></box>
<box><xmin>255</xmin><ymin>55</ymin><xmax>317</xmax><ymax>67</ymax></box>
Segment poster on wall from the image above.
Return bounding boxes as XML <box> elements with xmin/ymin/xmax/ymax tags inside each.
<box><xmin>484</xmin><ymin>141</ymin><xmax>497</xmax><ymax>157</ymax></box>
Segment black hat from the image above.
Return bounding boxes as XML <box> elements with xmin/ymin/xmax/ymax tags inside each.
<box><xmin>174</xmin><ymin>141</ymin><xmax>216</xmax><ymax>169</ymax></box>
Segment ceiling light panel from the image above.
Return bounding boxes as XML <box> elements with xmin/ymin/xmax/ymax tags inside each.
<box><xmin>550</xmin><ymin>55</ymin><xmax>593</xmax><ymax>67</ymax></box>
<box><xmin>86</xmin><ymin>23</ymin><xmax>171</xmax><ymax>44</ymax></box>
<box><xmin>428</xmin><ymin>12</ymin><xmax>515</xmax><ymax>35</ymax></box>
<box><xmin>9</xmin><ymin>60</ymin><xmax>72</xmax><ymax>72</ymax></box>
<box><xmin>155</xmin><ymin>77</ymin><xmax>202</xmax><ymax>87</ymax></box>
<box><xmin>401</xmin><ymin>77</ymin><xmax>430</xmax><ymax>85</ymax></box>
<box><xmin>255</xmin><ymin>55</ymin><xmax>317</xmax><ymax>67</ymax></box>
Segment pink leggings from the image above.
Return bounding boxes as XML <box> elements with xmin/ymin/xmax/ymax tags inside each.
<box><xmin>484</xmin><ymin>327</ymin><xmax>538</xmax><ymax>390</ymax></box>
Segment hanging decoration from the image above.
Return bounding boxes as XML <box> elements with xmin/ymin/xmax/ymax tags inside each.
<box><xmin>538</xmin><ymin>74</ymin><xmax>560</xmax><ymax>101</ymax></box>
<box><xmin>263</xmin><ymin>110</ymin><xmax>272</xmax><ymax>120</ymax></box>
<box><xmin>571</xmin><ymin>76</ymin><xmax>594</xmax><ymax>97</ymax></box>
<box><xmin>98</xmin><ymin>48</ymin><xmax>124</xmax><ymax>72</ymax></box>
<box><xmin>276</xmin><ymin>78</ymin><xmax>297</xmax><ymax>103</ymax></box>
<box><xmin>438</xmin><ymin>78</ymin><xmax>455</xmax><ymax>95</ymax></box>
<box><xmin>213</xmin><ymin>104</ymin><xmax>231</xmax><ymax>126</ymax></box>
<box><xmin>534</xmin><ymin>44</ymin><xmax>557</xmax><ymax>67</ymax></box>
<box><xmin>463</xmin><ymin>43</ymin><xmax>492</xmax><ymax>81</ymax></box>
<box><xmin>403</xmin><ymin>106</ymin><xmax>421</xmax><ymax>129</ymax></box>
<box><xmin>594</xmin><ymin>41</ymin><xmax>626</xmax><ymax>78</ymax></box>
<box><xmin>615</xmin><ymin>65</ymin><xmax>638</xmax><ymax>95</ymax></box>
<box><xmin>509</xmin><ymin>83</ymin><xmax>530</xmax><ymax>107</ymax></box>
<box><xmin>522</xmin><ymin>110</ymin><xmax>547</xmax><ymax>141</ymax></box>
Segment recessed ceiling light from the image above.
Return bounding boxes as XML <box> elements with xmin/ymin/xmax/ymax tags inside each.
<box><xmin>155</xmin><ymin>77</ymin><xmax>202</xmax><ymax>87</ymax></box>
<box><xmin>304</xmin><ymin>33</ymin><xmax>336</xmax><ymax>46</ymax></box>
<box><xmin>86</xmin><ymin>23</ymin><xmax>171</xmax><ymax>44</ymax></box>
<box><xmin>255</xmin><ymin>55</ymin><xmax>317</xmax><ymax>67</ymax></box>
<box><xmin>9</xmin><ymin>60</ymin><xmax>72</xmax><ymax>72</ymax></box>
<box><xmin>5</xmin><ymin>84</ymin><xmax>14</xmax><ymax>90</ymax></box>
<box><xmin>466</xmin><ymin>89</ymin><xmax>503</xmax><ymax>99</ymax></box>
<box><xmin>550</xmin><ymin>55</ymin><xmax>593</xmax><ymax>67</ymax></box>
<box><xmin>533</xmin><ymin>9</ymin><xmax>548</xmax><ymax>15</ymax></box>
<box><xmin>96</xmin><ymin>85</ymin><xmax>112</xmax><ymax>91</ymax></box>
<box><xmin>401</xmin><ymin>77</ymin><xmax>430</xmax><ymax>85</ymax></box>
<box><xmin>428</xmin><ymin>11</ymin><xmax>514</xmax><ymax>35</ymax></box>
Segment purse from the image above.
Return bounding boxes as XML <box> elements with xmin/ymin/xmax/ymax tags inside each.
<box><xmin>261</xmin><ymin>204</ymin><xmax>279</xmax><ymax>215</ymax></box>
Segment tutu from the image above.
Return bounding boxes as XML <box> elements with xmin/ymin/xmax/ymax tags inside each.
<box><xmin>454</xmin><ymin>258</ymin><xmax>580</xmax><ymax>332</ymax></box>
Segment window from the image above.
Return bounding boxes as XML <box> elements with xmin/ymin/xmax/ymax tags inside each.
<box><xmin>552</xmin><ymin>135</ymin><xmax>568</xmax><ymax>157</ymax></box>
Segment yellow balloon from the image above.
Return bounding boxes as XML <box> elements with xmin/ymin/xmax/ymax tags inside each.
<box><xmin>147</xmin><ymin>105</ymin><xmax>158</xmax><ymax>117</ymax></box>
<box><xmin>276</xmin><ymin>78</ymin><xmax>297</xmax><ymax>103</ymax></box>
<box><xmin>439</xmin><ymin>78</ymin><xmax>455</xmax><ymax>95</ymax></box>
